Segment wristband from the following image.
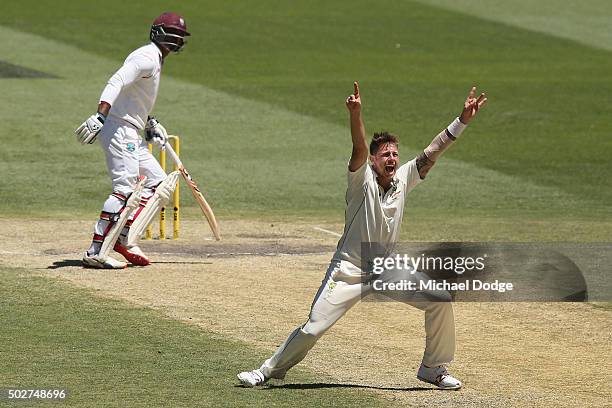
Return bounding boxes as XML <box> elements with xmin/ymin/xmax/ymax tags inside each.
<box><xmin>446</xmin><ymin>117</ymin><xmax>467</xmax><ymax>139</ymax></box>
<box><xmin>96</xmin><ymin>112</ymin><xmax>107</xmax><ymax>124</ymax></box>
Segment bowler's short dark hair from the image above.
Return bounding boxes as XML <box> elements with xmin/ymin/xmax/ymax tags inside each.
<box><xmin>370</xmin><ymin>131</ymin><xmax>399</xmax><ymax>155</ymax></box>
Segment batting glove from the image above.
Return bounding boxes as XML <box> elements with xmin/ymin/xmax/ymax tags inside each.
<box><xmin>145</xmin><ymin>116</ymin><xmax>168</xmax><ymax>148</ymax></box>
<box><xmin>76</xmin><ymin>113</ymin><xmax>106</xmax><ymax>144</ymax></box>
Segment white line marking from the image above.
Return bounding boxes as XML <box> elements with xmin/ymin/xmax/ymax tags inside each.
<box><xmin>313</xmin><ymin>227</ymin><xmax>342</xmax><ymax>237</ymax></box>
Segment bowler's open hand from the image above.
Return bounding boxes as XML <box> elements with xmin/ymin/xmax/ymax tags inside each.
<box><xmin>459</xmin><ymin>86</ymin><xmax>487</xmax><ymax>124</ymax></box>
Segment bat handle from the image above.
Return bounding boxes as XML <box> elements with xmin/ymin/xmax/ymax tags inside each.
<box><xmin>164</xmin><ymin>143</ymin><xmax>183</xmax><ymax>169</ymax></box>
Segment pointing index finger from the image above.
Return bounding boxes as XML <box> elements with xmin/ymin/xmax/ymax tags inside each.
<box><xmin>354</xmin><ymin>81</ymin><xmax>360</xmax><ymax>97</ymax></box>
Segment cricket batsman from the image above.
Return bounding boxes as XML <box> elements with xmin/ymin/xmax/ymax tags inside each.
<box><xmin>75</xmin><ymin>12</ymin><xmax>190</xmax><ymax>269</ymax></box>
<box><xmin>238</xmin><ymin>82</ymin><xmax>487</xmax><ymax>389</ymax></box>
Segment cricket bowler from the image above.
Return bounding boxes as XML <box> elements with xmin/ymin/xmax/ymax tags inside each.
<box><xmin>238</xmin><ymin>82</ymin><xmax>487</xmax><ymax>389</ymax></box>
<box><xmin>75</xmin><ymin>12</ymin><xmax>190</xmax><ymax>269</ymax></box>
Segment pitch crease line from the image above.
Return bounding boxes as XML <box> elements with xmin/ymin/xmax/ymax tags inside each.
<box><xmin>313</xmin><ymin>226</ymin><xmax>342</xmax><ymax>237</ymax></box>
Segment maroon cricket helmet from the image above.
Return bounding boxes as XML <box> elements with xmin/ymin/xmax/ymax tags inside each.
<box><xmin>150</xmin><ymin>12</ymin><xmax>190</xmax><ymax>53</ymax></box>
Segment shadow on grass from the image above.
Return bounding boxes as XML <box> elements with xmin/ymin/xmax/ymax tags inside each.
<box><xmin>48</xmin><ymin>259</ymin><xmax>83</xmax><ymax>269</ymax></box>
<box><xmin>237</xmin><ymin>382</ymin><xmax>434</xmax><ymax>392</ymax></box>
<box><xmin>0</xmin><ymin>60</ymin><xmax>59</xmax><ymax>78</ymax></box>
<box><xmin>46</xmin><ymin>259</ymin><xmax>213</xmax><ymax>269</ymax></box>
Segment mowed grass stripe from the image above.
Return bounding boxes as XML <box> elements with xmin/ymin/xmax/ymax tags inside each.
<box><xmin>414</xmin><ymin>0</ymin><xmax>612</xmax><ymax>52</ymax></box>
<box><xmin>1</xmin><ymin>1</ymin><xmax>611</xmax><ymax>213</ymax></box>
<box><xmin>0</xmin><ymin>267</ymin><xmax>390</xmax><ymax>407</ymax></box>
<box><xmin>0</xmin><ymin>25</ymin><xmax>602</xmax><ymax>224</ymax></box>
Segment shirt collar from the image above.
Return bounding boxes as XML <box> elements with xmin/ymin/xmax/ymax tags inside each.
<box><xmin>150</xmin><ymin>42</ymin><xmax>163</xmax><ymax>64</ymax></box>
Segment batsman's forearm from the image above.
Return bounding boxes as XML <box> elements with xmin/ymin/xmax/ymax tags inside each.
<box><xmin>97</xmin><ymin>101</ymin><xmax>111</xmax><ymax>117</ymax></box>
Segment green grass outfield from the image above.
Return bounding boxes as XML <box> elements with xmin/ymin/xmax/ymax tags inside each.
<box><xmin>0</xmin><ymin>268</ymin><xmax>389</xmax><ymax>407</ymax></box>
<box><xmin>0</xmin><ymin>0</ymin><xmax>610</xmax><ymax>234</ymax></box>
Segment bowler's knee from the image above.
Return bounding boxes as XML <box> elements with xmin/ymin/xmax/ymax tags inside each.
<box><xmin>411</xmin><ymin>298</ymin><xmax>453</xmax><ymax>314</ymax></box>
<box><xmin>423</xmin><ymin>301</ymin><xmax>454</xmax><ymax>319</ymax></box>
<box><xmin>302</xmin><ymin>312</ymin><xmax>332</xmax><ymax>338</ymax></box>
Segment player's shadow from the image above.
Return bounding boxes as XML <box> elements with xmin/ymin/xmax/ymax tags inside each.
<box><xmin>239</xmin><ymin>383</ymin><xmax>433</xmax><ymax>392</ymax></box>
<box><xmin>46</xmin><ymin>260</ymin><xmax>213</xmax><ymax>269</ymax></box>
<box><xmin>47</xmin><ymin>259</ymin><xmax>83</xmax><ymax>269</ymax></box>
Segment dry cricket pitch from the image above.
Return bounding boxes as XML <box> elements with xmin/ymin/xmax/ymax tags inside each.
<box><xmin>2</xmin><ymin>218</ymin><xmax>610</xmax><ymax>407</ymax></box>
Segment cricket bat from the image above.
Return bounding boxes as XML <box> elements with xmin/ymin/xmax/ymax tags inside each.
<box><xmin>164</xmin><ymin>143</ymin><xmax>221</xmax><ymax>241</ymax></box>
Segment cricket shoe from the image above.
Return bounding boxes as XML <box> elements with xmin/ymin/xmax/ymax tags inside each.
<box><xmin>113</xmin><ymin>243</ymin><xmax>151</xmax><ymax>266</ymax></box>
<box><xmin>82</xmin><ymin>252</ymin><xmax>127</xmax><ymax>269</ymax></box>
<box><xmin>417</xmin><ymin>364</ymin><xmax>462</xmax><ymax>390</ymax></box>
<box><xmin>237</xmin><ymin>369</ymin><xmax>269</xmax><ymax>387</ymax></box>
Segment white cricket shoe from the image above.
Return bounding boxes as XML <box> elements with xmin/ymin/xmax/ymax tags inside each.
<box><xmin>82</xmin><ymin>252</ymin><xmax>128</xmax><ymax>269</ymax></box>
<box><xmin>417</xmin><ymin>364</ymin><xmax>462</xmax><ymax>390</ymax></box>
<box><xmin>237</xmin><ymin>369</ymin><xmax>268</xmax><ymax>387</ymax></box>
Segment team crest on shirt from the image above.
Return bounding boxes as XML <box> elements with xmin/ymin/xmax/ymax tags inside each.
<box><xmin>126</xmin><ymin>142</ymin><xmax>136</xmax><ymax>152</ymax></box>
<box><xmin>386</xmin><ymin>180</ymin><xmax>402</xmax><ymax>202</ymax></box>
<box><xmin>389</xmin><ymin>188</ymin><xmax>402</xmax><ymax>201</ymax></box>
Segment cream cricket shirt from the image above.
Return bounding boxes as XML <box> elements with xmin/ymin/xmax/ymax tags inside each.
<box><xmin>99</xmin><ymin>42</ymin><xmax>163</xmax><ymax>130</ymax></box>
<box><xmin>332</xmin><ymin>159</ymin><xmax>422</xmax><ymax>272</ymax></box>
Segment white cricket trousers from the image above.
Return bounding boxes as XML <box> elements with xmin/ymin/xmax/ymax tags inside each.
<box><xmin>98</xmin><ymin>116</ymin><xmax>166</xmax><ymax>196</ymax></box>
<box><xmin>261</xmin><ymin>260</ymin><xmax>456</xmax><ymax>379</ymax></box>
<box><xmin>88</xmin><ymin>117</ymin><xmax>168</xmax><ymax>247</ymax></box>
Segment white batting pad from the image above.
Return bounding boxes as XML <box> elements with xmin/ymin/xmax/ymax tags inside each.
<box><xmin>127</xmin><ymin>171</ymin><xmax>180</xmax><ymax>247</ymax></box>
<box><xmin>98</xmin><ymin>177</ymin><xmax>146</xmax><ymax>260</ymax></box>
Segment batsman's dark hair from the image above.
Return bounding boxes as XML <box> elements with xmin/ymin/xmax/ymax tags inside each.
<box><xmin>370</xmin><ymin>131</ymin><xmax>399</xmax><ymax>155</ymax></box>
